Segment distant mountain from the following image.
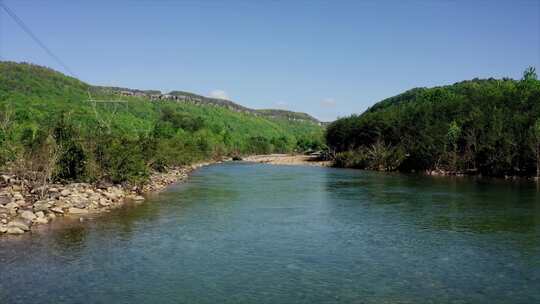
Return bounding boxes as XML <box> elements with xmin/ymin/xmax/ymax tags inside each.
<box><xmin>91</xmin><ymin>88</ymin><xmax>322</xmax><ymax>125</ymax></box>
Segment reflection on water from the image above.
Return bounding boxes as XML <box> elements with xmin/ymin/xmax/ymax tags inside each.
<box><xmin>1</xmin><ymin>163</ymin><xmax>539</xmax><ymax>304</ymax></box>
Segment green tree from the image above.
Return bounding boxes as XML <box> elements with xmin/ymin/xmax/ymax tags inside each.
<box><xmin>523</xmin><ymin>66</ymin><xmax>538</xmax><ymax>81</ymax></box>
<box><xmin>447</xmin><ymin>120</ymin><xmax>461</xmax><ymax>172</ymax></box>
<box><xmin>531</xmin><ymin>119</ymin><xmax>540</xmax><ymax>179</ymax></box>
<box><xmin>326</xmin><ymin>70</ymin><xmax>540</xmax><ymax>177</ymax></box>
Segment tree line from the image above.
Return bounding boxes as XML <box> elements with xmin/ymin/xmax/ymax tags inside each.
<box><xmin>326</xmin><ymin>67</ymin><xmax>540</xmax><ymax>178</ymax></box>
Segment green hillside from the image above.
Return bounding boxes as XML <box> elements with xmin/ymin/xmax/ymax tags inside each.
<box><xmin>326</xmin><ymin>68</ymin><xmax>540</xmax><ymax>177</ymax></box>
<box><xmin>0</xmin><ymin>61</ymin><xmax>323</xmax><ymax>184</ymax></box>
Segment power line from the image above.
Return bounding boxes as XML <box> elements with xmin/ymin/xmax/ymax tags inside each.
<box><xmin>0</xmin><ymin>1</ymin><xmax>134</xmax><ymax>131</ymax></box>
<box><xmin>0</xmin><ymin>0</ymin><xmax>3</xmax><ymax>60</ymax></box>
<box><xmin>0</xmin><ymin>1</ymin><xmax>76</xmax><ymax>77</ymax></box>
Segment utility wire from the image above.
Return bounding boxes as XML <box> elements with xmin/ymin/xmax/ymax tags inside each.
<box><xmin>0</xmin><ymin>1</ymin><xmax>131</xmax><ymax>129</ymax></box>
<box><xmin>0</xmin><ymin>1</ymin><xmax>76</xmax><ymax>77</ymax></box>
<box><xmin>0</xmin><ymin>0</ymin><xmax>3</xmax><ymax>60</ymax></box>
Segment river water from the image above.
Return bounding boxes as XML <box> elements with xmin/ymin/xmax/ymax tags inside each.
<box><xmin>1</xmin><ymin>163</ymin><xmax>539</xmax><ymax>303</ymax></box>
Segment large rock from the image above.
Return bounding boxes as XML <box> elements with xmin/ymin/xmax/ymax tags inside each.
<box><xmin>0</xmin><ymin>196</ymin><xmax>10</xmax><ymax>205</ymax></box>
<box><xmin>71</xmin><ymin>196</ymin><xmax>89</xmax><ymax>209</ymax></box>
<box><xmin>68</xmin><ymin>207</ymin><xmax>88</xmax><ymax>215</ymax></box>
<box><xmin>50</xmin><ymin>207</ymin><xmax>64</xmax><ymax>214</ymax></box>
<box><xmin>5</xmin><ymin>202</ymin><xmax>19</xmax><ymax>210</ymax></box>
<box><xmin>6</xmin><ymin>227</ymin><xmax>25</xmax><ymax>234</ymax></box>
<box><xmin>15</xmin><ymin>200</ymin><xmax>26</xmax><ymax>208</ymax></box>
<box><xmin>60</xmin><ymin>189</ymin><xmax>70</xmax><ymax>196</ymax></box>
<box><xmin>33</xmin><ymin>201</ymin><xmax>51</xmax><ymax>212</ymax></box>
<box><xmin>33</xmin><ymin>217</ymin><xmax>48</xmax><ymax>225</ymax></box>
<box><xmin>7</xmin><ymin>220</ymin><xmax>29</xmax><ymax>231</ymax></box>
<box><xmin>20</xmin><ymin>210</ymin><xmax>36</xmax><ymax>221</ymax></box>
<box><xmin>54</xmin><ymin>200</ymin><xmax>71</xmax><ymax>209</ymax></box>
<box><xmin>12</xmin><ymin>192</ymin><xmax>24</xmax><ymax>200</ymax></box>
<box><xmin>98</xmin><ymin>198</ymin><xmax>110</xmax><ymax>207</ymax></box>
<box><xmin>103</xmin><ymin>192</ymin><xmax>118</xmax><ymax>201</ymax></box>
<box><xmin>96</xmin><ymin>181</ymin><xmax>113</xmax><ymax>190</ymax></box>
<box><xmin>1</xmin><ymin>174</ymin><xmax>12</xmax><ymax>183</ymax></box>
<box><xmin>88</xmin><ymin>195</ymin><xmax>101</xmax><ymax>202</ymax></box>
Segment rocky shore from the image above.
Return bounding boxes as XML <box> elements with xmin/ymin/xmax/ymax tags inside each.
<box><xmin>244</xmin><ymin>154</ymin><xmax>331</xmax><ymax>167</ymax></box>
<box><xmin>0</xmin><ymin>162</ymin><xmax>213</xmax><ymax>236</ymax></box>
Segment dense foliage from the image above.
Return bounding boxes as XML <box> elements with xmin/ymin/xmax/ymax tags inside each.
<box><xmin>0</xmin><ymin>62</ymin><xmax>324</xmax><ymax>185</ymax></box>
<box><xmin>326</xmin><ymin>67</ymin><xmax>540</xmax><ymax>177</ymax></box>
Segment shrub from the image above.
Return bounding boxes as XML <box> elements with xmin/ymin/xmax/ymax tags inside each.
<box><xmin>95</xmin><ymin>136</ymin><xmax>149</xmax><ymax>185</ymax></box>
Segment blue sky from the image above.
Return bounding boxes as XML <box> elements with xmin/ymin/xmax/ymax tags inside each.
<box><xmin>1</xmin><ymin>0</ymin><xmax>539</xmax><ymax>121</ymax></box>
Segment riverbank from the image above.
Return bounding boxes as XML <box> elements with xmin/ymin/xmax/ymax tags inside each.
<box><xmin>243</xmin><ymin>154</ymin><xmax>332</xmax><ymax>167</ymax></box>
<box><xmin>0</xmin><ymin>161</ymin><xmax>214</xmax><ymax>236</ymax></box>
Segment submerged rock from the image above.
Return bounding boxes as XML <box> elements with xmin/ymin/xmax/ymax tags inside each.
<box><xmin>68</xmin><ymin>207</ymin><xmax>88</xmax><ymax>215</ymax></box>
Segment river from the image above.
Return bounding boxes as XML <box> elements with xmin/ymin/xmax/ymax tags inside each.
<box><xmin>1</xmin><ymin>162</ymin><xmax>539</xmax><ymax>303</ymax></box>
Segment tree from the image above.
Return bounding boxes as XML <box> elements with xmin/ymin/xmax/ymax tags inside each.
<box><xmin>447</xmin><ymin>120</ymin><xmax>461</xmax><ymax>172</ymax></box>
<box><xmin>523</xmin><ymin>66</ymin><xmax>538</xmax><ymax>81</ymax></box>
<box><xmin>531</xmin><ymin>119</ymin><xmax>540</xmax><ymax>179</ymax></box>
<box><xmin>326</xmin><ymin>73</ymin><xmax>540</xmax><ymax>177</ymax></box>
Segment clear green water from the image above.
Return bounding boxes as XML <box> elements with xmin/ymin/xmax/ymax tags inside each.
<box><xmin>1</xmin><ymin>163</ymin><xmax>539</xmax><ymax>303</ymax></box>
